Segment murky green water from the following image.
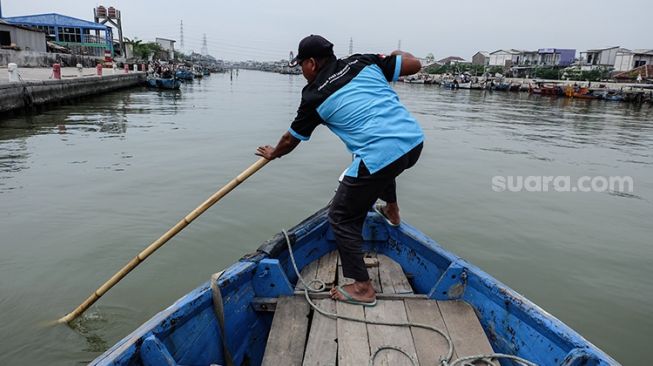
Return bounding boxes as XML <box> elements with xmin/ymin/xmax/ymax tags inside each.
<box><xmin>1</xmin><ymin>71</ymin><xmax>651</xmax><ymax>365</ymax></box>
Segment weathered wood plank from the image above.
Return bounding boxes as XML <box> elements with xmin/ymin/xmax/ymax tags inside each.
<box><xmin>438</xmin><ymin>300</ymin><xmax>498</xmax><ymax>365</ymax></box>
<box><xmin>316</xmin><ymin>250</ymin><xmax>338</xmax><ymax>287</ymax></box>
<box><xmin>261</xmin><ymin>297</ymin><xmax>310</xmax><ymax>366</ymax></box>
<box><xmin>296</xmin><ymin>258</ymin><xmax>319</xmax><ymax>290</ymax></box>
<box><xmin>365</xmin><ymin>253</ymin><xmax>383</xmax><ymax>293</ymax></box>
<box><xmin>365</xmin><ymin>300</ymin><xmax>418</xmax><ymax>366</ymax></box>
<box><xmin>303</xmin><ymin>299</ymin><xmax>337</xmax><ymax>366</ymax></box>
<box><xmin>404</xmin><ymin>299</ymin><xmax>452</xmax><ymax>365</ymax></box>
<box><xmin>378</xmin><ymin>255</ymin><xmax>413</xmax><ymax>294</ymax></box>
<box><xmin>336</xmin><ymin>301</ymin><xmax>370</xmax><ymax>366</ymax></box>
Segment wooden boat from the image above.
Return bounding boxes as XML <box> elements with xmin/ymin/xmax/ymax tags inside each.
<box><xmin>564</xmin><ymin>85</ymin><xmax>599</xmax><ymax>99</ymax></box>
<box><xmin>529</xmin><ymin>83</ymin><xmax>561</xmax><ymax>96</ymax></box>
<box><xmin>146</xmin><ymin>77</ymin><xmax>181</xmax><ymax>90</ymax></box>
<box><xmin>175</xmin><ymin>69</ymin><xmax>194</xmax><ymax>81</ymax></box>
<box><xmin>91</xmin><ymin>208</ymin><xmax>617</xmax><ymax>366</ymax></box>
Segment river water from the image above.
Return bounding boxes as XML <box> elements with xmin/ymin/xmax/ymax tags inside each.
<box><xmin>1</xmin><ymin>70</ymin><xmax>651</xmax><ymax>365</ymax></box>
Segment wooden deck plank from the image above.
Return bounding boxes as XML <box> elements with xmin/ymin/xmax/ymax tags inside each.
<box><xmin>296</xmin><ymin>258</ymin><xmax>319</xmax><ymax>290</ymax></box>
<box><xmin>336</xmin><ymin>301</ymin><xmax>370</xmax><ymax>366</ymax></box>
<box><xmin>438</xmin><ymin>300</ymin><xmax>497</xmax><ymax>365</ymax></box>
<box><xmin>261</xmin><ymin>296</ymin><xmax>310</xmax><ymax>366</ymax></box>
<box><xmin>365</xmin><ymin>252</ymin><xmax>382</xmax><ymax>293</ymax></box>
<box><xmin>315</xmin><ymin>250</ymin><xmax>338</xmax><ymax>287</ymax></box>
<box><xmin>303</xmin><ymin>299</ymin><xmax>337</xmax><ymax>366</ymax></box>
<box><xmin>365</xmin><ymin>300</ymin><xmax>418</xmax><ymax>366</ymax></box>
<box><xmin>378</xmin><ymin>255</ymin><xmax>413</xmax><ymax>294</ymax></box>
<box><xmin>404</xmin><ymin>299</ymin><xmax>453</xmax><ymax>365</ymax></box>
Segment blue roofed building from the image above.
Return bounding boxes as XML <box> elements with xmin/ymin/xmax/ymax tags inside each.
<box><xmin>2</xmin><ymin>13</ymin><xmax>113</xmax><ymax>57</ymax></box>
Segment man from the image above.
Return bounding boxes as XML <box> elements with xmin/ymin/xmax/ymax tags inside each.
<box><xmin>256</xmin><ymin>35</ymin><xmax>424</xmax><ymax>305</ymax></box>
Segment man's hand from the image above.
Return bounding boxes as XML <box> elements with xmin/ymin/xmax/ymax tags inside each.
<box><xmin>255</xmin><ymin>132</ymin><xmax>302</xmax><ymax>160</ymax></box>
<box><xmin>256</xmin><ymin>145</ymin><xmax>277</xmax><ymax>160</ymax></box>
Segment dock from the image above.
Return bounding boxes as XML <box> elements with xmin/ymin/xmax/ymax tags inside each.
<box><xmin>261</xmin><ymin>252</ymin><xmax>497</xmax><ymax>366</ymax></box>
<box><xmin>0</xmin><ymin>69</ymin><xmax>146</xmax><ymax>115</ymax></box>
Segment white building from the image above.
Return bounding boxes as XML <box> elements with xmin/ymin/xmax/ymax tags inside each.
<box><xmin>155</xmin><ymin>37</ymin><xmax>176</xmax><ymax>60</ymax></box>
<box><xmin>488</xmin><ymin>49</ymin><xmax>523</xmax><ymax>67</ymax></box>
<box><xmin>613</xmin><ymin>49</ymin><xmax>653</xmax><ymax>72</ymax></box>
<box><xmin>579</xmin><ymin>46</ymin><xmax>626</xmax><ymax>70</ymax></box>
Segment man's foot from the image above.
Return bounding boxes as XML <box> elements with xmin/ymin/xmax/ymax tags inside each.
<box><xmin>330</xmin><ymin>280</ymin><xmax>376</xmax><ymax>304</ymax></box>
<box><xmin>375</xmin><ymin>202</ymin><xmax>401</xmax><ymax>226</ymax></box>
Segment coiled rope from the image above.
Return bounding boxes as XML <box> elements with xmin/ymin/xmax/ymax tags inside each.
<box><xmin>282</xmin><ymin>229</ymin><xmax>537</xmax><ymax>366</ymax></box>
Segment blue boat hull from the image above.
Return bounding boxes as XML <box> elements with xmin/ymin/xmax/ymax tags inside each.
<box><xmin>146</xmin><ymin>78</ymin><xmax>181</xmax><ymax>90</ymax></box>
<box><xmin>91</xmin><ymin>208</ymin><xmax>618</xmax><ymax>366</ymax></box>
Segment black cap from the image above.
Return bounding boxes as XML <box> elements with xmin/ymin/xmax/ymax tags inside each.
<box><xmin>289</xmin><ymin>35</ymin><xmax>334</xmax><ymax>67</ymax></box>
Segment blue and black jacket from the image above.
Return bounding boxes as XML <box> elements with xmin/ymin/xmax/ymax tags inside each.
<box><xmin>289</xmin><ymin>54</ymin><xmax>424</xmax><ymax>177</ymax></box>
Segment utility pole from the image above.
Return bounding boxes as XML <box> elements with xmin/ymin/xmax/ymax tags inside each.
<box><xmin>349</xmin><ymin>37</ymin><xmax>353</xmax><ymax>55</ymax></box>
<box><xmin>201</xmin><ymin>33</ymin><xmax>208</xmax><ymax>56</ymax></box>
<box><xmin>179</xmin><ymin>20</ymin><xmax>184</xmax><ymax>51</ymax></box>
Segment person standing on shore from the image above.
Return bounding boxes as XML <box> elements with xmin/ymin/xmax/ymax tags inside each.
<box><xmin>255</xmin><ymin>35</ymin><xmax>424</xmax><ymax>305</ymax></box>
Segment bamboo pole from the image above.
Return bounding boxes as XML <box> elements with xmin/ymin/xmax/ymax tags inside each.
<box><xmin>57</xmin><ymin>157</ymin><xmax>270</xmax><ymax>324</ymax></box>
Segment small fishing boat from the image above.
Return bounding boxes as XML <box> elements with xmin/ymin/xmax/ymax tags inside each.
<box><xmin>529</xmin><ymin>83</ymin><xmax>562</xmax><ymax>96</ymax></box>
<box><xmin>564</xmin><ymin>85</ymin><xmax>599</xmax><ymax>99</ymax></box>
<box><xmin>91</xmin><ymin>207</ymin><xmax>617</xmax><ymax>366</ymax></box>
<box><xmin>175</xmin><ymin>69</ymin><xmax>194</xmax><ymax>81</ymax></box>
<box><xmin>146</xmin><ymin>77</ymin><xmax>181</xmax><ymax>90</ymax></box>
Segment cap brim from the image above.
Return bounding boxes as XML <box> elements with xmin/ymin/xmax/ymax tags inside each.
<box><xmin>288</xmin><ymin>57</ymin><xmax>301</xmax><ymax>67</ymax></box>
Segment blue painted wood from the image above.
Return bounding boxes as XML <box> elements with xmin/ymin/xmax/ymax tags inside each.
<box><xmin>141</xmin><ymin>334</ymin><xmax>177</xmax><ymax>366</ymax></box>
<box><xmin>91</xmin><ymin>210</ymin><xmax>619</xmax><ymax>366</ymax></box>
<box><xmin>253</xmin><ymin>259</ymin><xmax>294</xmax><ymax>297</ymax></box>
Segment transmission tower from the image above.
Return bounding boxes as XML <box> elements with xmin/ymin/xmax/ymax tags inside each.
<box><xmin>397</xmin><ymin>40</ymin><xmax>401</xmax><ymax>51</ymax></box>
<box><xmin>179</xmin><ymin>20</ymin><xmax>184</xmax><ymax>51</ymax></box>
<box><xmin>349</xmin><ymin>37</ymin><xmax>353</xmax><ymax>55</ymax></box>
<box><xmin>201</xmin><ymin>33</ymin><xmax>208</xmax><ymax>56</ymax></box>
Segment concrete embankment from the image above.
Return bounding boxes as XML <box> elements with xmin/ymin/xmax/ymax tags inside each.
<box><xmin>1</xmin><ymin>72</ymin><xmax>145</xmax><ymax>115</ymax></box>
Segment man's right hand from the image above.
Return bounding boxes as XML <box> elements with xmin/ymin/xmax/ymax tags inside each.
<box><xmin>255</xmin><ymin>145</ymin><xmax>276</xmax><ymax>160</ymax></box>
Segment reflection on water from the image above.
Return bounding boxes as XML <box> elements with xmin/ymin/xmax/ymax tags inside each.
<box><xmin>0</xmin><ymin>72</ymin><xmax>651</xmax><ymax>365</ymax></box>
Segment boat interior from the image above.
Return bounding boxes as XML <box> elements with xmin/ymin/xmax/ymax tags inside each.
<box><xmin>93</xmin><ymin>208</ymin><xmax>614</xmax><ymax>366</ymax></box>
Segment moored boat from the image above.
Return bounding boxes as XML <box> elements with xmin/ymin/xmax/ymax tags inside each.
<box><xmin>90</xmin><ymin>207</ymin><xmax>618</xmax><ymax>366</ymax></box>
<box><xmin>146</xmin><ymin>77</ymin><xmax>181</xmax><ymax>90</ymax></box>
<box><xmin>175</xmin><ymin>69</ymin><xmax>194</xmax><ymax>81</ymax></box>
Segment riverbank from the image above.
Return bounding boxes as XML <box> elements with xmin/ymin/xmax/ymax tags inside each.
<box><xmin>0</xmin><ymin>68</ymin><xmax>146</xmax><ymax>115</ymax></box>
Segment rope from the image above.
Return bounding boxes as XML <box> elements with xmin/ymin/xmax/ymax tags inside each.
<box><xmin>282</xmin><ymin>229</ymin><xmax>538</xmax><ymax>366</ymax></box>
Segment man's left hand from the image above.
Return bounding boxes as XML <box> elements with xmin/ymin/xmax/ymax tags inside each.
<box><xmin>256</xmin><ymin>145</ymin><xmax>276</xmax><ymax>160</ymax></box>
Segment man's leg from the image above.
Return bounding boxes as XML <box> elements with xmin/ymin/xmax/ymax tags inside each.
<box><xmin>328</xmin><ymin>173</ymin><xmax>390</xmax><ymax>302</ymax></box>
<box><xmin>378</xmin><ymin>180</ymin><xmax>401</xmax><ymax>225</ymax></box>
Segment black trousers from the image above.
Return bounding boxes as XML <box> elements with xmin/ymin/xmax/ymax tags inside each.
<box><xmin>328</xmin><ymin>142</ymin><xmax>423</xmax><ymax>282</ymax></box>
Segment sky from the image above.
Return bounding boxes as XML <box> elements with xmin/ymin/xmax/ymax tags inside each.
<box><xmin>2</xmin><ymin>0</ymin><xmax>651</xmax><ymax>61</ymax></box>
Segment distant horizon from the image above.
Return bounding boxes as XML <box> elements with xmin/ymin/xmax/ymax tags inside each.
<box><xmin>2</xmin><ymin>0</ymin><xmax>650</xmax><ymax>62</ymax></box>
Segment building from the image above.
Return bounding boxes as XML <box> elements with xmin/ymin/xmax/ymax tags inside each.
<box><xmin>155</xmin><ymin>37</ymin><xmax>175</xmax><ymax>61</ymax></box>
<box><xmin>437</xmin><ymin>56</ymin><xmax>466</xmax><ymax>65</ymax></box>
<box><xmin>579</xmin><ymin>46</ymin><xmax>625</xmax><ymax>70</ymax></box>
<box><xmin>2</xmin><ymin>13</ymin><xmax>113</xmax><ymax>57</ymax></box>
<box><xmin>537</xmin><ymin>48</ymin><xmax>576</xmax><ymax>67</ymax></box>
<box><xmin>471</xmin><ymin>51</ymin><xmax>489</xmax><ymax>66</ymax></box>
<box><xmin>613</xmin><ymin>49</ymin><xmax>653</xmax><ymax>72</ymax></box>
<box><xmin>520</xmin><ymin>50</ymin><xmax>539</xmax><ymax>66</ymax></box>
<box><xmin>488</xmin><ymin>49</ymin><xmax>523</xmax><ymax>67</ymax></box>
<box><xmin>0</xmin><ymin>19</ymin><xmax>47</xmax><ymax>52</ymax></box>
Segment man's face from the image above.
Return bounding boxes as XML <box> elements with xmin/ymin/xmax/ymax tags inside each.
<box><xmin>300</xmin><ymin>58</ymin><xmax>318</xmax><ymax>83</ymax></box>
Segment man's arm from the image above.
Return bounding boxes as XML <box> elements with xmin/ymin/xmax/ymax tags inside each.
<box><xmin>391</xmin><ymin>50</ymin><xmax>422</xmax><ymax>76</ymax></box>
<box><xmin>255</xmin><ymin>131</ymin><xmax>301</xmax><ymax>160</ymax></box>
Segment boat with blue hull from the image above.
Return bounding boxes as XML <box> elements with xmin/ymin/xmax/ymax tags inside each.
<box><xmin>146</xmin><ymin>78</ymin><xmax>181</xmax><ymax>90</ymax></box>
<box><xmin>90</xmin><ymin>207</ymin><xmax>618</xmax><ymax>366</ymax></box>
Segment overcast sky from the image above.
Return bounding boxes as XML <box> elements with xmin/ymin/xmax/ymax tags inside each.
<box><xmin>3</xmin><ymin>0</ymin><xmax>651</xmax><ymax>61</ymax></box>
